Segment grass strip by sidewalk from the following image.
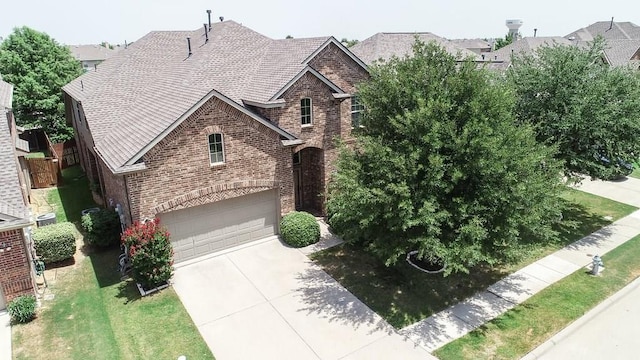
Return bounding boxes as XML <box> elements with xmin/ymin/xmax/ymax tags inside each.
<box><xmin>12</xmin><ymin>248</ymin><xmax>215</xmax><ymax>360</ymax></box>
<box><xmin>435</xmin><ymin>234</ymin><xmax>640</xmax><ymax>360</ymax></box>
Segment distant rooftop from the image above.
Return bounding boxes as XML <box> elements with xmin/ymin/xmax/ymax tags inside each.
<box><xmin>565</xmin><ymin>21</ymin><xmax>640</xmax><ymax>41</ymax></box>
<box><xmin>350</xmin><ymin>32</ymin><xmax>480</xmax><ymax>65</ymax></box>
<box><xmin>68</xmin><ymin>44</ymin><xmax>119</xmax><ymax>62</ymax></box>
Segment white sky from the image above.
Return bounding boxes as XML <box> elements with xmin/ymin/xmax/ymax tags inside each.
<box><xmin>1</xmin><ymin>0</ymin><xmax>638</xmax><ymax>45</ymax></box>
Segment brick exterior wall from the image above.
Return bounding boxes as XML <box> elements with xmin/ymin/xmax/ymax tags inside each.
<box><xmin>122</xmin><ymin>95</ymin><xmax>295</xmax><ymax>222</ymax></box>
<box><xmin>73</xmin><ymin>41</ymin><xmax>369</xmax><ymax>226</ymax></box>
<box><xmin>0</xmin><ymin>229</ymin><xmax>34</xmax><ymax>304</ymax></box>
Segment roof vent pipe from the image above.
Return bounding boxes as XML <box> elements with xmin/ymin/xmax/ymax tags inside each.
<box><xmin>534</xmin><ymin>28</ymin><xmax>537</xmax><ymax>37</ymax></box>
<box><xmin>206</xmin><ymin>10</ymin><xmax>212</xmax><ymax>31</ymax></box>
<box><xmin>204</xmin><ymin>24</ymin><xmax>209</xmax><ymax>43</ymax></box>
<box><xmin>219</xmin><ymin>16</ymin><xmax>224</xmax><ymax>22</ymax></box>
<box><xmin>609</xmin><ymin>17</ymin><xmax>614</xmax><ymax>30</ymax></box>
<box><xmin>187</xmin><ymin>37</ymin><xmax>192</xmax><ymax>57</ymax></box>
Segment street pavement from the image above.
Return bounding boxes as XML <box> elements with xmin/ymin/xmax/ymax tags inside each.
<box><xmin>523</xmin><ymin>277</ymin><xmax>640</xmax><ymax>359</ymax></box>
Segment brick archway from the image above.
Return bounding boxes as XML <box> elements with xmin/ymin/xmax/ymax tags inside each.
<box><xmin>152</xmin><ymin>180</ymin><xmax>279</xmax><ymax>214</ymax></box>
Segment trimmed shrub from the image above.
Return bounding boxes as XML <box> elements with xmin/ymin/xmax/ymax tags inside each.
<box><xmin>280</xmin><ymin>211</ymin><xmax>320</xmax><ymax>248</ymax></box>
<box><xmin>122</xmin><ymin>219</ymin><xmax>173</xmax><ymax>289</ymax></box>
<box><xmin>33</xmin><ymin>222</ymin><xmax>76</xmax><ymax>264</ymax></box>
<box><xmin>7</xmin><ymin>295</ymin><xmax>37</xmax><ymax>324</ymax></box>
<box><xmin>81</xmin><ymin>208</ymin><xmax>121</xmax><ymax>248</ymax></box>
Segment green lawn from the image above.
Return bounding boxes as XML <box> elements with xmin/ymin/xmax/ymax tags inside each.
<box><xmin>435</xmin><ymin>234</ymin><xmax>640</xmax><ymax>360</ymax></box>
<box><xmin>312</xmin><ymin>188</ymin><xmax>636</xmax><ymax>328</ymax></box>
<box><xmin>46</xmin><ymin>165</ymin><xmax>97</xmax><ymax>223</ymax></box>
<box><xmin>14</xmin><ymin>165</ymin><xmax>215</xmax><ymax>359</ymax></box>
<box><xmin>12</xmin><ymin>248</ymin><xmax>214</xmax><ymax>360</ymax></box>
<box><xmin>25</xmin><ymin>151</ymin><xmax>47</xmax><ymax>158</ymax></box>
<box><xmin>630</xmin><ymin>162</ymin><xmax>640</xmax><ymax>179</ymax></box>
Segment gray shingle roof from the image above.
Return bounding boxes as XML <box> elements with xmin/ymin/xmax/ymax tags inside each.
<box><xmin>68</xmin><ymin>44</ymin><xmax>118</xmax><ymax>62</ymax></box>
<box><xmin>0</xmin><ymin>80</ymin><xmax>12</xmax><ymax>109</ymax></box>
<box><xmin>489</xmin><ymin>37</ymin><xmax>574</xmax><ymax>62</ymax></box>
<box><xmin>62</xmin><ymin>21</ymin><xmax>350</xmax><ymax>172</ymax></box>
<box><xmin>350</xmin><ymin>32</ymin><xmax>481</xmax><ymax>65</ymax></box>
<box><xmin>0</xmin><ymin>90</ymin><xmax>29</xmax><ymax>228</ymax></box>
<box><xmin>603</xmin><ymin>39</ymin><xmax>640</xmax><ymax>66</ymax></box>
<box><xmin>450</xmin><ymin>38</ymin><xmax>492</xmax><ymax>51</ymax></box>
<box><xmin>566</xmin><ymin>21</ymin><xmax>640</xmax><ymax>41</ymax></box>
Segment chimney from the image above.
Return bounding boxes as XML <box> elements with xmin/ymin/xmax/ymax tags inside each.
<box><xmin>534</xmin><ymin>28</ymin><xmax>537</xmax><ymax>37</ymax></box>
<box><xmin>206</xmin><ymin>10</ymin><xmax>212</xmax><ymax>31</ymax></box>
<box><xmin>204</xmin><ymin>24</ymin><xmax>209</xmax><ymax>43</ymax></box>
<box><xmin>187</xmin><ymin>37</ymin><xmax>192</xmax><ymax>57</ymax></box>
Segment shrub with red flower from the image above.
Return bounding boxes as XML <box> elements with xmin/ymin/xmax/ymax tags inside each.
<box><xmin>121</xmin><ymin>218</ymin><xmax>173</xmax><ymax>289</ymax></box>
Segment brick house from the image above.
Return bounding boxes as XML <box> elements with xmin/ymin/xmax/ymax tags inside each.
<box><xmin>0</xmin><ymin>79</ymin><xmax>35</xmax><ymax>310</ymax></box>
<box><xmin>62</xmin><ymin>20</ymin><xmax>368</xmax><ymax>263</ymax></box>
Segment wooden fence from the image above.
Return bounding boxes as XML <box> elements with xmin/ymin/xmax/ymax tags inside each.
<box><xmin>27</xmin><ymin>157</ymin><xmax>61</xmax><ymax>188</ymax></box>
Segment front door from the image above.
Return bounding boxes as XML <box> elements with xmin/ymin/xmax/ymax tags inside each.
<box><xmin>293</xmin><ymin>167</ymin><xmax>303</xmax><ymax>210</ymax></box>
<box><xmin>0</xmin><ymin>283</ymin><xmax>5</xmax><ymax>310</ymax></box>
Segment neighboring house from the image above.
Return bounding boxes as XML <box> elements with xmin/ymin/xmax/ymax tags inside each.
<box><xmin>68</xmin><ymin>44</ymin><xmax>117</xmax><ymax>72</ymax></box>
<box><xmin>0</xmin><ymin>79</ymin><xmax>35</xmax><ymax>310</ymax></box>
<box><xmin>565</xmin><ymin>21</ymin><xmax>640</xmax><ymax>41</ymax></box>
<box><xmin>450</xmin><ymin>38</ymin><xmax>492</xmax><ymax>54</ymax></box>
<box><xmin>602</xmin><ymin>39</ymin><xmax>640</xmax><ymax>68</ymax></box>
<box><xmin>486</xmin><ymin>36</ymin><xmax>574</xmax><ymax>65</ymax></box>
<box><xmin>350</xmin><ymin>32</ymin><xmax>481</xmax><ymax>65</ymax></box>
<box><xmin>566</xmin><ymin>21</ymin><xmax>640</xmax><ymax>68</ymax></box>
<box><xmin>62</xmin><ymin>20</ymin><xmax>369</xmax><ymax>263</ymax></box>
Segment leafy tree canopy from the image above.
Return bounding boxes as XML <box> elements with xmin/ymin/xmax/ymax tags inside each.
<box><xmin>340</xmin><ymin>38</ymin><xmax>359</xmax><ymax>48</ymax></box>
<box><xmin>0</xmin><ymin>26</ymin><xmax>83</xmax><ymax>142</ymax></box>
<box><xmin>508</xmin><ymin>39</ymin><xmax>640</xmax><ymax>180</ymax></box>
<box><xmin>494</xmin><ymin>32</ymin><xmax>515</xmax><ymax>50</ymax></box>
<box><xmin>327</xmin><ymin>40</ymin><xmax>564</xmax><ymax>275</ymax></box>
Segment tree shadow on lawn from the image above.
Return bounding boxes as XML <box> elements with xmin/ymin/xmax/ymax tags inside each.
<box><xmin>294</xmin><ymin>264</ymin><xmax>397</xmax><ymax>336</ymax></box>
<box><xmin>88</xmin><ymin>246</ymin><xmax>145</xmax><ymax>304</ymax></box>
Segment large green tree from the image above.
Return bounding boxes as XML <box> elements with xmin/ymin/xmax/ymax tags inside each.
<box><xmin>327</xmin><ymin>41</ymin><xmax>564</xmax><ymax>274</ymax></box>
<box><xmin>0</xmin><ymin>27</ymin><xmax>83</xmax><ymax>142</ymax></box>
<box><xmin>508</xmin><ymin>39</ymin><xmax>640</xmax><ymax>180</ymax></box>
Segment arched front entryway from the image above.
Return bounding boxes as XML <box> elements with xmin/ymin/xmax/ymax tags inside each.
<box><xmin>293</xmin><ymin>147</ymin><xmax>324</xmax><ymax>215</ymax></box>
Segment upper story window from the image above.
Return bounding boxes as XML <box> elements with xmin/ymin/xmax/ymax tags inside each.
<box><xmin>351</xmin><ymin>95</ymin><xmax>365</xmax><ymax>128</ymax></box>
<box><xmin>208</xmin><ymin>133</ymin><xmax>225</xmax><ymax>165</ymax></box>
<box><xmin>301</xmin><ymin>98</ymin><xmax>312</xmax><ymax>126</ymax></box>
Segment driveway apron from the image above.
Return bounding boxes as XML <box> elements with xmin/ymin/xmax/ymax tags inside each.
<box><xmin>172</xmin><ymin>238</ymin><xmax>433</xmax><ymax>360</ymax></box>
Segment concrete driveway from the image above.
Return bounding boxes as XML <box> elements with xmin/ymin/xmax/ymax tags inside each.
<box><xmin>172</xmin><ymin>237</ymin><xmax>434</xmax><ymax>360</ymax></box>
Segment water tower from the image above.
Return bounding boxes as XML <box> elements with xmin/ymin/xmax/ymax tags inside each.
<box><xmin>505</xmin><ymin>19</ymin><xmax>523</xmax><ymax>38</ymax></box>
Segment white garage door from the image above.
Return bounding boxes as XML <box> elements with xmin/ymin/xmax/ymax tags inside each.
<box><xmin>160</xmin><ymin>190</ymin><xmax>278</xmax><ymax>263</ymax></box>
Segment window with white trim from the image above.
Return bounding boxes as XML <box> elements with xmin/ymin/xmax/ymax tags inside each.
<box><xmin>351</xmin><ymin>95</ymin><xmax>364</xmax><ymax>128</ymax></box>
<box><xmin>208</xmin><ymin>133</ymin><xmax>225</xmax><ymax>165</ymax></box>
<box><xmin>301</xmin><ymin>98</ymin><xmax>312</xmax><ymax>126</ymax></box>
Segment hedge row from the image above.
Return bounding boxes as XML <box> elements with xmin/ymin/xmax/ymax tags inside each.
<box><xmin>32</xmin><ymin>222</ymin><xmax>76</xmax><ymax>264</ymax></box>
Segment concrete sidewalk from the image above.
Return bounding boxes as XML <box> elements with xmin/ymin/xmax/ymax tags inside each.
<box><xmin>400</xmin><ymin>183</ymin><xmax>640</xmax><ymax>352</ymax></box>
<box><xmin>0</xmin><ymin>311</ymin><xmax>10</xmax><ymax>360</ymax></box>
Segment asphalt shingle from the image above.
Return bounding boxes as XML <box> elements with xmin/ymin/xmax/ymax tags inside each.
<box><xmin>63</xmin><ymin>21</ymin><xmax>341</xmax><ymax>172</ymax></box>
<box><xmin>350</xmin><ymin>32</ymin><xmax>481</xmax><ymax>65</ymax></box>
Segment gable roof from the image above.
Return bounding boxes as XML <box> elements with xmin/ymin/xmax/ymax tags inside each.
<box><xmin>603</xmin><ymin>39</ymin><xmax>640</xmax><ymax>66</ymax></box>
<box><xmin>0</xmin><ymin>84</ymin><xmax>30</xmax><ymax>230</ymax></box>
<box><xmin>0</xmin><ymin>80</ymin><xmax>12</xmax><ymax>109</ymax></box>
<box><xmin>350</xmin><ymin>32</ymin><xmax>481</xmax><ymax>65</ymax></box>
<box><xmin>566</xmin><ymin>21</ymin><xmax>640</xmax><ymax>41</ymax></box>
<box><xmin>68</xmin><ymin>44</ymin><xmax>118</xmax><ymax>62</ymax></box>
<box><xmin>489</xmin><ymin>37</ymin><xmax>574</xmax><ymax>62</ymax></box>
<box><xmin>63</xmin><ymin>21</ymin><xmax>362</xmax><ymax>172</ymax></box>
